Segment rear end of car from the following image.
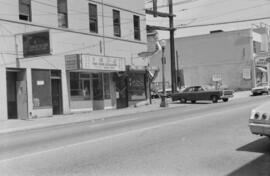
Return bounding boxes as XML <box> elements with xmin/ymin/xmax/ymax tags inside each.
<box><xmin>251</xmin><ymin>87</ymin><xmax>269</xmax><ymax>95</ymax></box>
<box><xmin>220</xmin><ymin>90</ymin><xmax>234</xmax><ymax>99</ymax></box>
<box><xmin>249</xmin><ymin>103</ymin><xmax>270</xmax><ymax>138</ymax></box>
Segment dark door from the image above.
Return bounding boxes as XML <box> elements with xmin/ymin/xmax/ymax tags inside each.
<box><xmin>7</xmin><ymin>72</ymin><xmax>17</xmax><ymax>119</ymax></box>
<box><xmin>115</xmin><ymin>75</ymin><xmax>128</xmax><ymax>109</ymax></box>
<box><xmin>51</xmin><ymin>79</ymin><xmax>62</xmax><ymax>115</ymax></box>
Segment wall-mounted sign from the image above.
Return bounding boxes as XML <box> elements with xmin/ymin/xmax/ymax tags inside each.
<box><xmin>243</xmin><ymin>68</ymin><xmax>251</xmax><ymax>80</ymax></box>
<box><xmin>65</xmin><ymin>54</ymin><xmax>125</xmax><ymax>71</ymax></box>
<box><xmin>212</xmin><ymin>73</ymin><xmax>222</xmax><ymax>82</ymax></box>
<box><xmin>81</xmin><ymin>55</ymin><xmax>125</xmax><ymax>71</ymax></box>
<box><xmin>23</xmin><ymin>31</ymin><xmax>50</xmax><ymax>57</ymax></box>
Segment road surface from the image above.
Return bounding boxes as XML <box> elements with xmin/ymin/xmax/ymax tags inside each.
<box><xmin>0</xmin><ymin>95</ymin><xmax>269</xmax><ymax>176</ymax></box>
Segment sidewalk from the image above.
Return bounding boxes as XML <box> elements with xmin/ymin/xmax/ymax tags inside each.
<box><xmin>0</xmin><ymin>91</ymin><xmax>251</xmax><ymax>134</ymax></box>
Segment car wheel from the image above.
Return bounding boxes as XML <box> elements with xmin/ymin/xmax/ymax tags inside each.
<box><xmin>222</xmin><ymin>98</ymin><xmax>228</xmax><ymax>102</ymax></box>
<box><xmin>191</xmin><ymin>100</ymin><xmax>196</xmax><ymax>104</ymax></box>
<box><xmin>211</xmin><ymin>96</ymin><xmax>218</xmax><ymax>103</ymax></box>
<box><xmin>180</xmin><ymin>98</ymin><xmax>186</xmax><ymax>103</ymax></box>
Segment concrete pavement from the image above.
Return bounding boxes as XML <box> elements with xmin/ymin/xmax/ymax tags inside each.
<box><xmin>0</xmin><ymin>91</ymin><xmax>253</xmax><ymax>134</ymax></box>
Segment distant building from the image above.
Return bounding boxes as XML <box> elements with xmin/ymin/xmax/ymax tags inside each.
<box><xmin>0</xmin><ymin>0</ymin><xmax>150</xmax><ymax>121</ymax></box>
<box><xmin>150</xmin><ymin>25</ymin><xmax>270</xmax><ymax>90</ymax></box>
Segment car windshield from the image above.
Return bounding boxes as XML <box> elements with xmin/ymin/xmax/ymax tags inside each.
<box><xmin>256</xmin><ymin>82</ymin><xmax>267</xmax><ymax>87</ymax></box>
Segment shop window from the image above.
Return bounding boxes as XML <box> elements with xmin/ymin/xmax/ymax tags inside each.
<box><xmin>113</xmin><ymin>9</ymin><xmax>121</xmax><ymax>37</ymax></box>
<box><xmin>57</xmin><ymin>0</ymin><xmax>68</xmax><ymax>28</ymax></box>
<box><xmin>70</xmin><ymin>72</ymin><xmax>91</xmax><ymax>99</ymax></box>
<box><xmin>89</xmin><ymin>3</ymin><xmax>98</xmax><ymax>33</ymax></box>
<box><xmin>19</xmin><ymin>0</ymin><xmax>31</xmax><ymax>21</ymax></box>
<box><xmin>104</xmin><ymin>73</ymin><xmax>111</xmax><ymax>99</ymax></box>
<box><xmin>32</xmin><ymin>70</ymin><xmax>52</xmax><ymax>108</ymax></box>
<box><xmin>128</xmin><ymin>73</ymin><xmax>146</xmax><ymax>100</ymax></box>
<box><xmin>133</xmin><ymin>15</ymin><xmax>141</xmax><ymax>40</ymax></box>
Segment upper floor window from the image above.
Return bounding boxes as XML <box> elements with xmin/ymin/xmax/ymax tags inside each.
<box><xmin>133</xmin><ymin>15</ymin><xmax>140</xmax><ymax>40</ymax></box>
<box><xmin>113</xmin><ymin>10</ymin><xmax>121</xmax><ymax>37</ymax></box>
<box><xmin>19</xmin><ymin>0</ymin><xmax>31</xmax><ymax>21</ymax></box>
<box><xmin>57</xmin><ymin>0</ymin><xmax>68</xmax><ymax>28</ymax></box>
<box><xmin>89</xmin><ymin>3</ymin><xmax>98</xmax><ymax>33</ymax></box>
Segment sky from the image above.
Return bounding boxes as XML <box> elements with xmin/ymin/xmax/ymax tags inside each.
<box><xmin>145</xmin><ymin>0</ymin><xmax>270</xmax><ymax>39</ymax></box>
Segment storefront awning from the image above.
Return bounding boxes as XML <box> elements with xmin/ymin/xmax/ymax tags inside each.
<box><xmin>65</xmin><ymin>54</ymin><xmax>126</xmax><ymax>72</ymax></box>
<box><xmin>256</xmin><ymin>67</ymin><xmax>267</xmax><ymax>73</ymax></box>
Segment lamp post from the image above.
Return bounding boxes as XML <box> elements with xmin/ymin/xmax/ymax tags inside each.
<box><xmin>160</xmin><ymin>39</ymin><xmax>168</xmax><ymax>107</ymax></box>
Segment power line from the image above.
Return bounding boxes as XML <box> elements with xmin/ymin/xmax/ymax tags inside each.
<box><xmin>176</xmin><ymin>16</ymin><xmax>270</xmax><ymax>29</ymax></box>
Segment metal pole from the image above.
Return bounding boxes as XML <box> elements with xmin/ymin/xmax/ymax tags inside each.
<box><xmin>169</xmin><ymin>0</ymin><xmax>176</xmax><ymax>93</ymax></box>
<box><xmin>160</xmin><ymin>47</ymin><xmax>168</xmax><ymax>107</ymax></box>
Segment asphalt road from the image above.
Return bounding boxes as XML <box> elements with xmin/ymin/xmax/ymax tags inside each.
<box><xmin>0</xmin><ymin>95</ymin><xmax>270</xmax><ymax>176</ymax></box>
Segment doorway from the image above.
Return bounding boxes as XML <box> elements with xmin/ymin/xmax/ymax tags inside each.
<box><xmin>6</xmin><ymin>70</ymin><xmax>28</xmax><ymax>120</ymax></box>
<box><xmin>51</xmin><ymin>70</ymin><xmax>63</xmax><ymax>115</ymax></box>
<box><xmin>115</xmin><ymin>74</ymin><xmax>128</xmax><ymax>109</ymax></box>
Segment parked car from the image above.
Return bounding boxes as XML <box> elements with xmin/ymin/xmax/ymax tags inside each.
<box><xmin>151</xmin><ymin>88</ymin><xmax>172</xmax><ymax>99</ymax></box>
<box><xmin>251</xmin><ymin>82</ymin><xmax>270</xmax><ymax>96</ymax></box>
<box><xmin>249</xmin><ymin>101</ymin><xmax>270</xmax><ymax>139</ymax></box>
<box><xmin>171</xmin><ymin>85</ymin><xmax>234</xmax><ymax>103</ymax></box>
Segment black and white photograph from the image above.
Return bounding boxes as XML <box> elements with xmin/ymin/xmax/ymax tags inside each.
<box><xmin>0</xmin><ymin>0</ymin><xmax>269</xmax><ymax>175</ymax></box>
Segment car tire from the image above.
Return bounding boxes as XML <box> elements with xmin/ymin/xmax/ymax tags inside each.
<box><xmin>222</xmin><ymin>98</ymin><xmax>228</xmax><ymax>102</ymax></box>
<box><xmin>211</xmin><ymin>96</ymin><xmax>218</xmax><ymax>103</ymax></box>
<box><xmin>191</xmin><ymin>100</ymin><xmax>196</xmax><ymax>104</ymax></box>
<box><xmin>180</xmin><ymin>98</ymin><xmax>186</xmax><ymax>103</ymax></box>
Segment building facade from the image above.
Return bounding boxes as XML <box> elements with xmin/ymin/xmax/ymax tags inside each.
<box><xmin>0</xmin><ymin>0</ymin><xmax>150</xmax><ymax>121</ymax></box>
<box><xmin>150</xmin><ymin>26</ymin><xmax>270</xmax><ymax>91</ymax></box>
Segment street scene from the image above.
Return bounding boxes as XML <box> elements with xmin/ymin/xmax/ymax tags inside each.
<box><xmin>0</xmin><ymin>0</ymin><xmax>270</xmax><ymax>175</ymax></box>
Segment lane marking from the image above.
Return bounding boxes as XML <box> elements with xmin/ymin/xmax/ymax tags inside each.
<box><xmin>0</xmin><ymin>104</ymin><xmax>253</xmax><ymax>164</ymax></box>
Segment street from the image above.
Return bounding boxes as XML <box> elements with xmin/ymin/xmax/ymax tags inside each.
<box><xmin>0</xmin><ymin>95</ymin><xmax>270</xmax><ymax>176</ymax></box>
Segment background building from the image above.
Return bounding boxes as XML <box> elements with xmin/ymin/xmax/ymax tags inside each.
<box><xmin>0</xmin><ymin>0</ymin><xmax>149</xmax><ymax>121</ymax></box>
<box><xmin>150</xmin><ymin>24</ymin><xmax>270</xmax><ymax>91</ymax></box>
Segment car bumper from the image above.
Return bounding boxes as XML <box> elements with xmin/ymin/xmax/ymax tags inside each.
<box><xmin>252</xmin><ymin>90</ymin><xmax>267</xmax><ymax>94</ymax></box>
<box><xmin>249</xmin><ymin>123</ymin><xmax>270</xmax><ymax>136</ymax></box>
<box><xmin>221</xmin><ymin>95</ymin><xmax>233</xmax><ymax>99</ymax></box>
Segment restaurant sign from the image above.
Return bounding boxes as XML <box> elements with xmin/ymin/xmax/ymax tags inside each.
<box><xmin>23</xmin><ymin>31</ymin><xmax>51</xmax><ymax>57</ymax></box>
<box><xmin>65</xmin><ymin>54</ymin><xmax>125</xmax><ymax>71</ymax></box>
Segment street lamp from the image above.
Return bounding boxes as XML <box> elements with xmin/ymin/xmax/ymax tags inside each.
<box><xmin>160</xmin><ymin>39</ymin><xmax>168</xmax><ymax>107</ymax></box>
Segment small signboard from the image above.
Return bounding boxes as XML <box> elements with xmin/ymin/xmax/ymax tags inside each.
<box><xmin>242</xmin><ymin>68</ymin><xmax>251</xmax><ymax>80</ymax></box>
<box><xmin>65</xmin><ymin>54</ymin><xmax>80</xmax><ymax>70</ymax></box>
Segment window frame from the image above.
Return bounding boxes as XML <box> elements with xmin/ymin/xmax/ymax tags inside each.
<box><xmin>89</xmin><ymin>3</ymin><xmax>98</xmax><ymax>33</ymax></box>
<box><xmin>57</xmin><ymin>0</ymin><xmax>68</xmax><ymax>28</ymax></box>
<box><xmin>133</xmin><ymin>15</ymin><xmax>141</xmax><ymax>40</ymax></box>
<box><xmin>113</xmin><ymin>9</ymin><xmax>121</xmax><ymax>37</ymax></box>
<box><xmin>19</xmin><ymin>0</ymin><xmax>32</xmax><ymax>22</ymax></box>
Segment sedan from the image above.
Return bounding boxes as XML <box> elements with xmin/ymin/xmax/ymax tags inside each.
<box><xmin>249</xmin><ymin>101</ymin><xmax>270</xmax><ymax>139</ymax></box>
<box><xmin>251</xmin><ymin>82</ymin><xmax>270</xmax><ymax>96</ymax></box>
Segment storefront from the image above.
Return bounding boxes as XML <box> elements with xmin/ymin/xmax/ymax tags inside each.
<box><xmin>65</xmin><ymin>54</ymin><xmax>126</xmax><ymax>112</ymax></box>
<box><xmin>254</xmin><ymin>54</ymin><xmax>270</xmax><ymax>86</ymax></box>
<box><xmin>126</xmin><ymin>65</ymin><xmax>150</xmax><ymax>106</ymax></box>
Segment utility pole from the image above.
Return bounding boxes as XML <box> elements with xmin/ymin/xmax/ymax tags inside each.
<box><xmin>146</xmin><ymin>0</ymin><xmax>177</xmax><ymax>93</ymax></box>
<box><xmin>168</xmin><ymin>0</ymin><xmax>177</xmax><ymax>93</ymax></box>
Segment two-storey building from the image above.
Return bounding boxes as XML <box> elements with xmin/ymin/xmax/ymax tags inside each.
<box><xmin>0</xmin><ymin>0</ymin><xmax>149</xmax><ymax>120</ymax></box>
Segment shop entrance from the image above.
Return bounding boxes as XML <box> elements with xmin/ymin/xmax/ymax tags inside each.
<box><xmin>51</xmin><ymin>70</ymin><xmax>63</xmax><ymax>115</ymax></box>
<box><xmin>115</xmin><ymin>74</ymin><xmax>128</xmax><ymax>109</ymax></box>
<box><xmin>6</xmin><ymin>69</ymin><xmax>28</xmax><ymax>120</ymax></box>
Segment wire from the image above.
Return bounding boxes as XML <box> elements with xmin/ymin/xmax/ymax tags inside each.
<box><xmin>176</xmin><ymin>16</ymin><xmax>270</xmax><ymax>28</ymax></box>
